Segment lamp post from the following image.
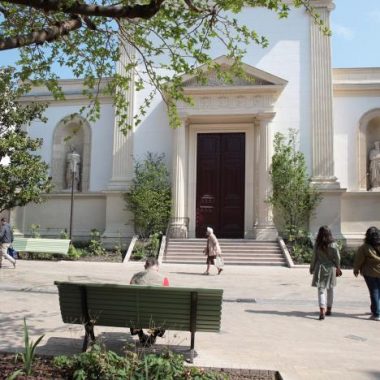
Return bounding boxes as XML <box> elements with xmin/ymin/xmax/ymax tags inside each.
<box><xmin>68</xmin><ymin>151</ymin><xmax>80</xmax><ymax>240</ymax></box>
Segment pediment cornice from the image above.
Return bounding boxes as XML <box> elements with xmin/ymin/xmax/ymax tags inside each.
<box><xmin>178</xmin><ymin>56</ymin><xmax>287</xmax><ymax>117</ymax></box>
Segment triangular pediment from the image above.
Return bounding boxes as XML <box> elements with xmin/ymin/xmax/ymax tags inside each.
<box><xmin>181</xmin><ymin>55</ymin><xmax>287</xmax><ymax>88</ymax></box>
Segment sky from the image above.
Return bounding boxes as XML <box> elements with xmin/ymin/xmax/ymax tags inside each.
<box><xmin>0</xmin><ymin>1</ymin><xmax>379</xmax><ymax>74</ymax></box>
<box><xmin>332</xmin><ymin>0</ymin><xmax>380</xmax><ymax>68</ymax></box>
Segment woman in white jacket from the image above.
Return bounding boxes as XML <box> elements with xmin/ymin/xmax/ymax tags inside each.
<box><xmin>203</xmin><ymin>227</ymin><xmax>223</xmax><ymax>275</ymax></box>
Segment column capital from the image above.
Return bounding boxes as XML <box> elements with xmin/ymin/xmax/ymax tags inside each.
<box><xmin>255</xmin><ymin>112</ymin><xmax>276</xmax><ymax>123</ymax></box>
<box><xmin>310</xmin><ymin>0</ymin><xmax>335</xmax><ymax>10</ymax></box>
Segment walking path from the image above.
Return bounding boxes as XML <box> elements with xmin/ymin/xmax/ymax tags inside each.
<box><xmin>1</xmin><ymin>260</ymin><xmax>379</xmax><ymax>380</ymax></box>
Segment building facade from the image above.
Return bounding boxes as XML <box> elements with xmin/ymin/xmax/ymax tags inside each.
<box><xmin>12</xmin><ymin>1</ymin><xmax>380</xmax><ymax>245</ymax></box>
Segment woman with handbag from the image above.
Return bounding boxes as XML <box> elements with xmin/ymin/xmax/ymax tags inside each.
<box><xmin>353</xmin><ymin>226</ymin><xmax>380</xmax><ymax>321</ymax></box>
<box><xmin>203</xmin><ymin>227</ymin><xmax>223</xmax><ymax>275</ymax></box>
<box><xmin>310</xmin><ymin>225</ymin><xmax>341</xmax><ymax>320</ymax></box>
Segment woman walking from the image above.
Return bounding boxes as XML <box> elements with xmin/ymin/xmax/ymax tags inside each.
<box><xmin>203</xmin><ymin>227</ymin><xmax>223</xmax><ymax>275</ymax></box>
<box><xmin>353</xmin><ymin>226</ymin><xmax>380</xmax><ymax>321</ymax></box>
<box><xmin>310</xmin><ymin>225</ymin><xmax>341</xmax><ymax>320</ymax></box>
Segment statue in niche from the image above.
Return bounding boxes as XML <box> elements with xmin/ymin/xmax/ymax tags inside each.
<box><xmin>65</xmin><ymin>147</ymin><xmax>81</xmax><ymax>191</ymax></box>
<box><xmin>369</xmin><ymin>141</ymin><xmax>380</xmax><ymax>191</ymax></box>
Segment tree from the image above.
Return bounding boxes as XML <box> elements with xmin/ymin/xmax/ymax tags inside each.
<box><xmin>268</xmin><ymin>129</ymin><xmax>321</xmax><ymax>236</ymax></box>
<box><xmin>0</xmin><ymin>67</ymin><xmax>52</xmax><ymax>213</ymax></box>
<box><xmin>0</xmin><ymin>1</ymin><xmax>328</xmax><ymax>128</ymax></box>
<box><xmin>124</xmin><ymin>152</ymin><xmax>171</xmax><ymax>237</ymax></box>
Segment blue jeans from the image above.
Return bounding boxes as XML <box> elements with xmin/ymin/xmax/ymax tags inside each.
<box><xmin>364</xmin><ymin>275</ymin><xmax>380</xmax><ymax>317</ymax></box>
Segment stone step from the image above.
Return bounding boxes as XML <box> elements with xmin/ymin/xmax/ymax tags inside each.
<box><xmin>164</xmin><ymin>238</ymin><xmax>286</xmax><ymax>266</ymax></box>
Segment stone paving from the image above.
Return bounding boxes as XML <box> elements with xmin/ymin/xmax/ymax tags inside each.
<box><xmin>1</xmin><ymin>260</ymin><xmax>380</xmax><ymax>379</ymax></box>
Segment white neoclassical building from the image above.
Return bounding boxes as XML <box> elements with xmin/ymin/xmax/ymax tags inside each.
<box><xmin>11</xmin><ymin>0</ymin><xmax>380</xmax><ymax>246</ymax></box>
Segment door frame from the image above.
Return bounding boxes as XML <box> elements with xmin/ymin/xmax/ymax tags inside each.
<box><xmin>188</xmin><ymin>123</ymin><xmax>255</xmax><ymax>238</ymax></box>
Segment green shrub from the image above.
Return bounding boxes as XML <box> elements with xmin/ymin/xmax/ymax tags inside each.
<box><xmin>53</xmin><ymin>344</ymin><xmax>225</xmax><ymax>380</ymax></box>
<box><xmin>125</xmin><ymin>153</ymin><xmax>171</xmax><ymax>238</ymax></box>
<box><xmin>269</xmin><ymin>130</ymin><xmax>321</xmax><ymax>245</ymax></box>
<box><xmin>285</xmin><ymin>227</ymin><xmax>313</xmax><ymax>264</ymax></box>
<box><xmin>30</xmin><ymin>224</ymin><xmax>41</xmax><ymax>238</ymax></box>
<box><xmin>87</xmin><ymin>229</ymin><xmax>106</xmax><ymax>256</ymax></box>
<box><xmin>67</xmin><ymin>244</ymin><xmax>82</xmax><ymax>260</ymax></box>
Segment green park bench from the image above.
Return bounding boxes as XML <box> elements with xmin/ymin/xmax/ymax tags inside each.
<box><xmin>12</xmin><ymin>238</ymin><xmax>70</xmax><ymax>255</ymax></box>
<box><xmin>54</xmin><ymin>281</ymin><xmax>223</xmax><ymax>362</ymax></box>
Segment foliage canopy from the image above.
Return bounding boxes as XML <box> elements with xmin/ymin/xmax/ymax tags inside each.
<box><xmin>0</xmin><ymin>67</ymin><xmax>52</xmax><ymax>213</ymax></box>
<box><xmin>0</xmin><ymin>0</ymin><xmax>328</xmax><ymax>128</ymax></box>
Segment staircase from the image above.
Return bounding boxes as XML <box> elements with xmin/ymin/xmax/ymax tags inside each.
<box><xmin>164</xmin><ymin>239</ymin><xmax>287</xmax><ymax>266</ymax></box>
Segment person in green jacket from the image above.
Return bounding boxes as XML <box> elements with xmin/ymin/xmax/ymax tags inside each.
<box><xmin>310</xmin><ymin>226</ymin><xmax>341</xmax><ymax>320</ymax></box>
<box><xmin>353</xmin><ymin>226</ymin><xmax>380</xmax><ymax>321</ymax></box>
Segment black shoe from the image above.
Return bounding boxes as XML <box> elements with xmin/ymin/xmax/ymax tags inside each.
<box><xmin>319</xmin><ymin>314</ymin><xmax>325</xmax><ymax>320</ymax></box>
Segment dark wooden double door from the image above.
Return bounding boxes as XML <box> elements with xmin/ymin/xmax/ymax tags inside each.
<box><xmin>196</xmin><ymin>133</ymin><xmax>245</xmax><ymax>238</ymax></box>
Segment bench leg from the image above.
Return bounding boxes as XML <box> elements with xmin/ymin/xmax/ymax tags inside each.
<box><xmin>82</xmin><ymin>322</ymin><xmax>95</xmax><ymax>352</ymax></box>
<box><xmin>190</xmin><ymin>331</ymin><xmax>195</xmax><ymax>363</ymax></box>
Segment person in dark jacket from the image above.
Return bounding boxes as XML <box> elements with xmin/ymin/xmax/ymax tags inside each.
<box><xmin>310</xmin><ymin>225</ymin><xmax>341</xmax><ymax>320</ymax></box>
<box><xmin>353</xmin><ymin>226</ymin><xmax>380</xmax><ymax>321</ymax></box>
<box><xmin>0</xmin><ymin>217</ymin><xmax>16</xmax><ymax>268</ymax></box>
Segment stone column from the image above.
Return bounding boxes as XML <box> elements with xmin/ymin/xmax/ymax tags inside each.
<box><xmin>169</xmin><ymin>119</ymin><xmax>188</xmax><ymax>238</ymax></box>
<box><xmin>103</xmin><ymin>43</ymin><xmax>135</xmax><ymax>245</ymax></box>
<box><xmin>310</xmin><ymin>0</ymin><xmax>339</xmax><ymax>188</ymax></box>
<box><xmin>253</xmin><ymin>115</ymin><xmax>278</xmax><ymax>240</ymax></box>
<box><xmin>108</xmin><ymin>43</ymin><xmax>135</xmax><ymax>189</ymax></box>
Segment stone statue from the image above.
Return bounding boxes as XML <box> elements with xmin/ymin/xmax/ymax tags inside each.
<box><xmin>65</xmin><ymin>148</ymin><xmax>81</xmax><ymax>191</ymax></box>
<box><xmin>369</xmin><ymin>141</ymin><xmax>380</xmax><ymax>191</ymax></box>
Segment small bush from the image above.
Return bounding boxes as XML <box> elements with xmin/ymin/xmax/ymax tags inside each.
<box><xmin>87</xmin><ymin>229</ymin><xmax>106</xmax><ymax>256</ymax></box>
<box><xmin>67</xmin><ymin>244</ymin><xmax>82</xmax><ymax>260</ymax></box>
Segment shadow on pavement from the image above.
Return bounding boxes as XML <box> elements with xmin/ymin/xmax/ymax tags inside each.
<box><xmin>245</xmin><ymin>309</ymin><xmax>372</xmax><ymax>320</ymax></box>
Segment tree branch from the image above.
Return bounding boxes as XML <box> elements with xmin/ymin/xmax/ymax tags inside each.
<box><xmin>3</xmin><ymin>0</ymin><xmax>166</xmax><ymax>20</ymax></box>
<box><xmin>0</xmin><ymin>16</ymin><xmax>82</xmax><ymax>50</ymax></box>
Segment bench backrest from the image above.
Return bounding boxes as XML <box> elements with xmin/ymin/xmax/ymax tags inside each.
<box><xmin>13</xmin><ymin>238</ymin><xmax>70</xmax><ymax>255</ymax></box>
<box><xmin>54</xmin><ymin>281</ymin><xmax>223</xmax><ymax>332</ymax></box>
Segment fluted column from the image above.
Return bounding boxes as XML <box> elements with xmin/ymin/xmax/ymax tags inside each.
<box><xmin>169</xmin><ymin>119</ymin><xmax>188</xmax><ymax>238</ymax></box>
<box><xmin>103</xmin><ymin>43</ymin><xmax>135</xmax><ymax>244</ymax></box>
<box><xmin>254</xmin><ymin>115</ymin><xmax>277</xmax><ymax>240</ymax></box>
<box><xmin>310</xmin><ymin>1</ymin><xmax>339</xmax><ymax>188</ymax></box>
<box><xmin>108</xmin><ymin>43</ymin><xmax>135</xmax><ymax>189</ymax></box>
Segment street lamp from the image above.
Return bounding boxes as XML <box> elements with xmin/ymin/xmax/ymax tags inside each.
<box><xmin>68</xmin><ymin>151</ymin><xmax>80</xmax><ymax>240</ymax></box>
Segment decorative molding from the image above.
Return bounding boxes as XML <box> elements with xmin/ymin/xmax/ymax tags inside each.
<box><xmin>333</xmin><ymin>68</ymin><xmax>380</xmax><ymax>95</ymax></box>
<box><xmin>178</xmin><ymin>93</ymin><xmax>281</xmax><ymax>117</ymax></box>
<box><xmin>20</xmin><ymin>78</ymin><xmax>113</xmax><ymax>103</ymax></box>
<box><xmin>181</xmin><ymin>55</ymin><xmax>288</xmax><ymax>87</ymax></box>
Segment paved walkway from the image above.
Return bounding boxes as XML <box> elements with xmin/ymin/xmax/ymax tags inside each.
<box><xmin>1</xmin><ymin>260</ymin><xmax>379</xmax><ymax>380</ymax></box>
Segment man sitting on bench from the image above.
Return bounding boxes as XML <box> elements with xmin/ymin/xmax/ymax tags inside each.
<box><xmin>130</xmin><ymin>257</ymin><xmax>169</xmax><ymax>346</ymax></box>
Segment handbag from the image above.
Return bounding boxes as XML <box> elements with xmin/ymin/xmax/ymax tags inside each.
<box><xmin>215</xmin><ymin>255</ymin><xmax>224</xmax><ymax>269</ymax></box>
<box><xmin>7</xmin><ymin>246</ymin><xmax>18</xmax><ymax>259</ymax></box>
<box><xmin>336</xmin><ymin>268</ymin><xmax>342</xmax><ymax>277</ymax></box>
